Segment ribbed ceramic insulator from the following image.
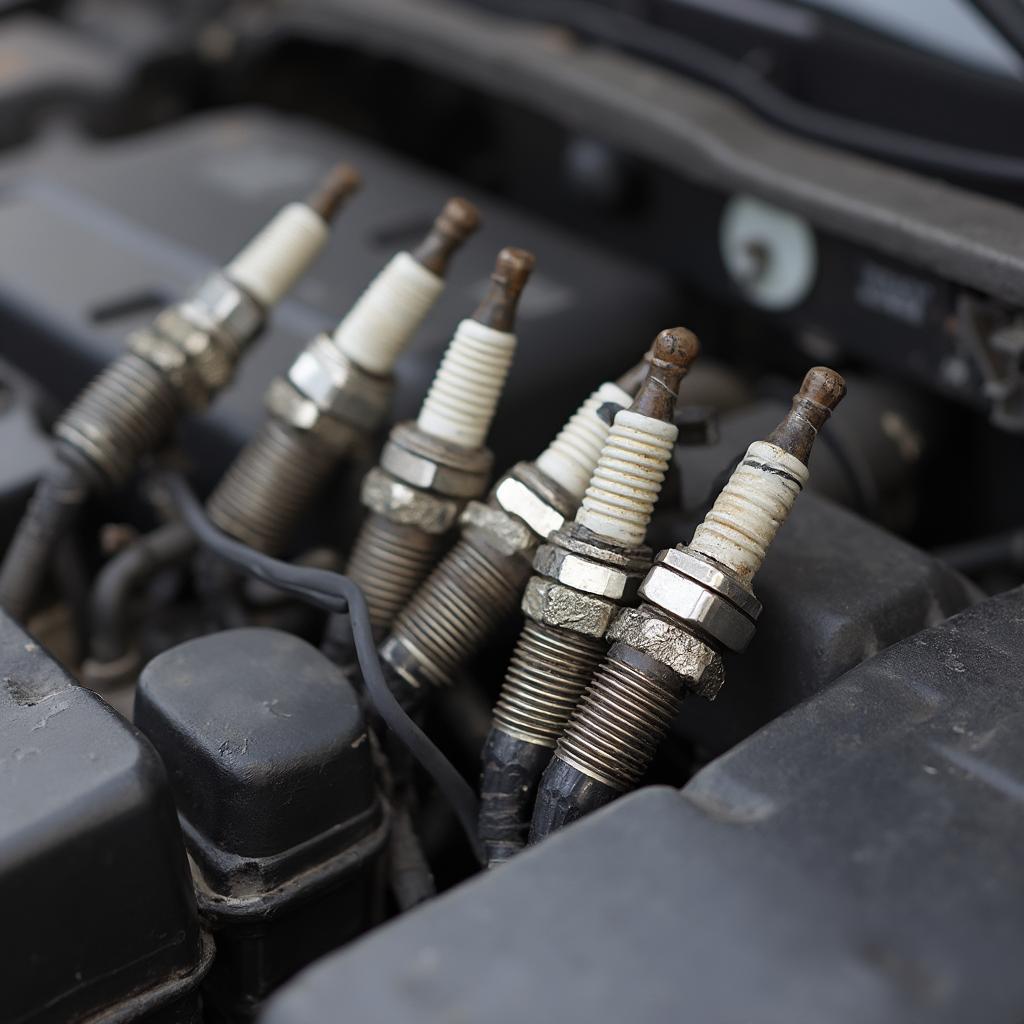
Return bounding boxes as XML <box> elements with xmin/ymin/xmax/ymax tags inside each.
<box><xmin>555</xmin><ymin>651</ymin><xmax>683</xmax><ymax>791</ymax></box>
<box><xmin>206</xmin><ymin>419</ymin><xmax>338</xmax><ymax>554</ymax></box>
<box><xmin>415</xmin><ymin>318</ymin><xmax>516</xmax><ymax>450</ymax></box>
<box><xmin>534</xmin><ymin>381</ymin><xmax>631</xmax><ymax>502</ymax></box>
<box><xmin>574</xmin><ymin>409</ymin><xmax>678</xmax><ymax>548</ymax></box>
<box><xmin>345</xmin><ymin>513</ymin><xmax>448</xmax><ymax>633</ymax></box>
<box><xmin>224</xmin><ymin>202</ymin><xmax>328</xmax><ymax>307</ymax></box>
<box><xmin>53</xmin><ymin>353</ymin><xmax>180</xmax><ymax>488</ymax></box>
<box><xmin>687</xmin><ymin>439</ymin><xmax>808</xmax><ymax>584</ymax></box>
<box><xmin>493</xmin><ymin>621</ymin><xmax>607</xmax><ymax>747</ymax></box>
<box><xmin>333</xmin><ymin>251</ymin><xmax>444</xmax><ymax>376</ymax></box>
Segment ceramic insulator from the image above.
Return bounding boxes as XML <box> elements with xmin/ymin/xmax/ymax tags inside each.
<box><xmin>573</xmin><ymin>409</ymin><xmax>677</xmax><ymax>548</ymax></box>
<box><xmin>225</xmin><ymin>202</ymin><xmax>328</xmax><ymax>308</ymax></box>
<box><xmin>687</xmin><ymin>439</ymin><xmax>808</xmax><ymax>583</ymax></box>
<box><xmin>534</xmin><ymin>381</ymin><xmax>631</xmax><ymax>502</ymax></box>
<box><xmin>415</xmin><ymin>318</ymin><xmax>516</xmax><ymax>450</ymax></box>
<box><xmin>334</xmin><ymin>251</ymin><xmax>444</xmax><ymax>376</ymax></box>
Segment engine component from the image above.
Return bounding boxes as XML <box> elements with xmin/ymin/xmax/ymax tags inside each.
<box><xmin>0</xmin><ymin>608</ymin><xmax>211</xmax><ymax>1024</ymax></box>
<box><xmin>0</xmin><ymin>162</ymin><xmax>359</xmax><ymax>623</ymax></box>
<box><xmin>379</xmin><ymin>366</ymin><xmax>634</xmax><ymax>704</ymax></box>
<box><xmin>260</xmin><ymin>584</ymin><xmax>1024</xmax><ymax>1024</ymax></box>
<box><xmin>206</xmin><ymin>195</ymin><xmax>480</xmax><ymax>554</ymax></box>
<box><xmin>341</xmin><ymin>246</ymin><xmax>534</xmax><ymax>637</ymax></box>
<box><xmin>529</xmin><ymin>367</ymin><xmax>846</xmax><ymax>839</ymax></box>
<box><xmin>134</xmin><ymin>628</ymin><xmax>388</xmax><ymax>1019</ymax></box>
<box><xmin>478</xmin><ymin>328</ymin><xmax>697</xmax><ymax>864</ymax></box>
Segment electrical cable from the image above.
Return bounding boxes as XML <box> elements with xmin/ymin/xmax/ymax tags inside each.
<box><xmin>153</xmin><ymin>469</ymin><xmax>486</xmax><ymax>867</ymax></box>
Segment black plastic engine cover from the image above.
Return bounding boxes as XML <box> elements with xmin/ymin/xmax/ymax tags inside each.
<box><xmin>135</xmin><ymin>628</ymin><xmax>388</xmax><ymax>1019</ymax></box>
<box><xmin>260</xmin><ymin>586</ymin><xmax>1024</xmax><ymax>1024</ymax></box>
<box><xmin>0</xmin><ymin>611</ymin><xmax>210</xmax><ymax>1024</ymax></box>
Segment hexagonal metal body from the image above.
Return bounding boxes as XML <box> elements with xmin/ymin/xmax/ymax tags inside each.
<box><xmin>360</xmin><ymin>466</ymin><xmax>462</xmax><ymax>535</ymax></box>
<box><xmin>606</xmin><ymin>605</ymin><xmax>725</xmax><ymax>699</ymax></box>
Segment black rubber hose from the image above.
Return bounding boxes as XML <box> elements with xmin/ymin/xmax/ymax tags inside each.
<box><xmin>154</xmin><ymin>469</ymin><xmax>486</xmax><ymax>867</ymax></box>
<box><xmin>478</xmin><ymin>729</ymin><xmax>554</xmax><ymax>866</ymax></box>
<box><xmin>528</xmin><ymin>757</ymin><xmax>620</xmax><ymax>845</ymax></box>
<box><xmin>0</xmin><ymin>461</ymin><xmax>89</xmax><ymax>623</ymax></box>
<box><xmin>89</xmin><ymin>521</ymin><xmax>196</xmax><ymax>663</ymax></box>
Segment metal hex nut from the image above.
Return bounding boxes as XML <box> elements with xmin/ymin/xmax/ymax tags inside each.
<box><xmin>639</xmin><ymin>564</ymin><xmax>757</xmax><ymax>653</ymax></box>
<box><xmin>264</xmin><ymin>377</ymin><xmax>360</xmax><ymax>452</ymax></box>
<box><xmin>380</xmin><ymin>439</ymin><xmax>490</xmax><ymax>500</ymax></box>
<box><xmin>287</xmin><ymin>334</ymin><xmax>392</xmax><ymax>433</ymax></box>
<box><xmin>492</xmin><ymin>473</ymin><xmax>567</xmax><ymax>542</ymax></box>
<box><xmin>532</xmin><ymin>543</ymin><xmax>646</xmax><ymax>601</ymax></box>
<box><xmin>607</xmin><ymin>605</ymin><xmax>725</xmax><ymax>700</ymax></box>
<box><xmin>360</xmin><ymin>466</ymin><xmax>462</xmax><ymax>534</ymax></box>
<box><xmin>522</xmin><ymin>576</ymin><xmax>620</xmax><ymax>639</ymax></box>
<box><xmin>459</xmin><ymin>501</ymin><xmax>537</xmax><ymax>559</ymax></box>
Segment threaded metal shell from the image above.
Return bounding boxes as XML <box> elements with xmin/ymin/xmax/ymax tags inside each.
<box><xmin>389</xmin><ymin>533</ymin><xmax>526</xmax><ymax>688</ymax></box>
<box><xmin>206</xmin><ymin>419</ymin><xmax>338</xmax><ymax>554</ymax></box>
<box><xmin>54</xmin><ymin>354</ymin><xmax>179</xmax><ymax>488</ymax></box>
<box><xmin>346</xmin><ymin>512</ymin><xmax>447</xmax><ymax>633</ymax></box>
<box><xmin>555</xmin><ymin>652</ymin><xmax>683</xmax><ymax>791</ymax></box>
<box><xmin>493</xmin><ymin>620</ymin><xmax>606</xmax><ymax>747</ymax></box>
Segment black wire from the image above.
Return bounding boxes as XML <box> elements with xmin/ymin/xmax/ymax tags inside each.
<box><xmin>153</xmin><ymin>469</ymin><xmax>486</xmax><ymax>867</ymax></box>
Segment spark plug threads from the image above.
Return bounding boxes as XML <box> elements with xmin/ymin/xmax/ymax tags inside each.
<box><xmin>207</xmin><ymin>197</ymin><xmax>480</xmax><ymax>554</ymax></box>
<box><xmin>0</xmin><ymin>163</ymin><xmax>358</xmax><ymax>621</ymax></box>
<box><xmin>380</xmin><ymin>379</ymin><xmax>631</xmax><ymax>702</ymax></box>
<box><xmin>529</xmin><ymin>367</ymin><xmax>847</xmax><ymax>842</ymax></box>
<box><xmin>344</xmin><ymin>247</ymin><xmax>534</xmax><ymax>637</ymax></box>
<box><xmin>479</xmin><ymin>328</ymin><xmax>698</xmax><ymax>864</ymax></box>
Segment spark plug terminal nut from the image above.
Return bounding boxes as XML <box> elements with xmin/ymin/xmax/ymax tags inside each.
<box><xmin>380</xmin><ymin>375</ymin><xmax>634</xmax><ymax>698</ymax></box>
<box><xmin>345</xmin><ymin>247</ymin><xmax>535</xmax><ymax>635</ymax></box>
<box><xmin>532</xmin><ymin>367</ymin><xmax>847</xmax><ymax>833</ymax></box>
<box><xmin>53</xmin><ymin>163</ymin><xmax>360</xmax><ymax>492</ymax></box>
<box><xmin>206</xmin><ymin>197</ymin><xmax>480</xmax><ymax>555</ymax></box>
<box><xmin>479</xmin><ymin>329</ymin><xmax>698</xmax><ymax>865</ymax></box>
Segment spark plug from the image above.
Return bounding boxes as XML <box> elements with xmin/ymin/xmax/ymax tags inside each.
<box><xmin>529</xmin><ymin>367</ymin><xmax>847</xmax><ymax>841</ymax></box>
<box><xmin>206</xmin><ymin>197</ymin><xmax>481</xmax><ymax>553</ymax></box>
<box><xmin>342</xmin><ymin>246</ymin><xmax>535</xmax><ymax>637</ymax></box>
<box><xmin>0</xmin><ymin>164</ymin><xmax>359</xmax><ymax>622</ymax></box>
<box><xmin>379</xmin><ymin>363</ymin><xmax>639</xmax><ymax>706</ymax></box>
<box><xmin>478</xmin><ymin>328</ymin><xmax>699</xmax><ymax>865</ymax></box>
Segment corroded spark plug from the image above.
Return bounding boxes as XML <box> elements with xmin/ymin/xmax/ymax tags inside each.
<box><xmin>529</xmin><ymin>367</ymin><xmax>847</xmax><ymax>841</ymax></box>
<box><xmin>0</xmin><ymin>163</ymin><xmax>360</xmax><ymax>622</ymax></box>
<box><xmin>379</xmin><ymin>360</ymin><xmax>641</xmax><ymax>706</ymax></box>
<box><xmin>478</xmin><ymin>329</ymin><xmax>698</xmax><ymax>865</ymax></box>
<box><xmin>206</xmin><ymin>197</ymin><xmax>480</xmax><ymax>553</ymax></box>
<box><xmin>343</xmin><ymin>247</ymin><xmax>535</xmax><ymax>636</ymax></box>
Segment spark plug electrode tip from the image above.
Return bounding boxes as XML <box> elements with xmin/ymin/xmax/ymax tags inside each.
<box><xmin>305</xmin><ymin>162</ymin><xmax>362</xmax><ymax>222</ymax></box>
<box><xmin>630</xmin><ymin>326</ymin><xmax>700</xmax><ymax>420</ymax></box>
<box><xmin>438</xmin><ymin>197</ymin><xmax>482</xmax><ymax>243</ymax></box>
<box><xmin>412</xmin><ymin>197</ymin><xmax>483</xmax><ymax>277</ymax></box>
<box><xmin>767</xmin><ymin>364</ymin><xmax>847</xmax><ymax>464</ymax></box>
<box><xmin>801</xmin><ymin>365</ymin><xmax>847</xmax><ymax>414</ymax></box>
<box><xmin>472</xmin><ymin>247</ymin><xmax>536</xmax><ymax>330</ymax></box>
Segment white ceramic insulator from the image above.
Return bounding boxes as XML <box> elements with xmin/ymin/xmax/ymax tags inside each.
<box><xmin>535</xmin><ymin>381</ymin><xmax>631</xmax><ymax>502</ymax></box>
<box><xmin>688</xmin><ymin>439</ymin><xmax>808</xmax><ymax>584</ymax></box>
<box><xmin>416</xmin><ymin>318</ymin><xmax>517</xmax><ymax>450</ymax></box>
<box><xmin>574</xmin><ymin>409</ymin><xmax>678</xmax><ymax>548</ymax></box>
<box><xmin>333</xmin><ymin>252</ymin><xmax>444</xmax><ymax>376</ymax></box>
<box><xmin>225</xmin><ymin>202</ymin><xmax>328</xmax><ymax>308</ymax></box>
